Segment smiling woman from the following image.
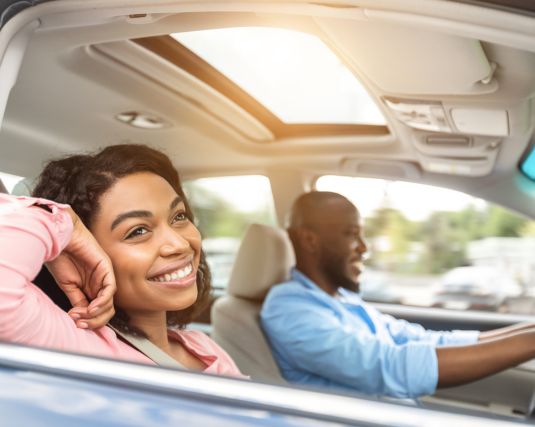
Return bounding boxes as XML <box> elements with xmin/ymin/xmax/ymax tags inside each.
<box><xmin>0</xmin><ymin>144</ymin><xmax>243</xmax><ymax>376</ymax></box>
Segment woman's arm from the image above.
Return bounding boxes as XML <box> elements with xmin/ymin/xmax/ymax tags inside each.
<box><xmin>47</xmin><ymin>205</ymin><xmax>116</xmax><ymax>328</ymax></box>
<box><xmin>0</xmin><ymin>194</ymin><xmax>115</xmax><ymax>346</ymax></box>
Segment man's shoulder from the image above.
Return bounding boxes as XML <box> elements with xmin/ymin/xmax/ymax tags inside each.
<box><xmin>263</xmin><ymin>279</ymin><xmax>335</xmax><ymax>313</ymax></box>
<box><xmin>265</xmin><ymin>279</ymin><xmax>306</xmax><ymax>300</ymax></box>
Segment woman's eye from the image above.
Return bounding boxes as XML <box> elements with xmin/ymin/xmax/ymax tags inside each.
<box><xmin>125</xmin><ymin>227</ymin><xmax>148</xmax><ymax>239</ymax></box>
<box><xmin>172</xmin><ymin>211</ymin><xmax>188</xmax><ymax>223</ymax></box>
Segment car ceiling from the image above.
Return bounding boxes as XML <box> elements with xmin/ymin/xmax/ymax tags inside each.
<box><xmin>0</xmin><ymin>0</ymin><xmax>535</xmax><ymax>218</ymax></box>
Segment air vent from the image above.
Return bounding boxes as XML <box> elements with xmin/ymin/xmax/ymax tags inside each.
<box><xmin>426</xmin><ymin>135</ymin><xmax>471</xmax><ymax>147</ymax></box>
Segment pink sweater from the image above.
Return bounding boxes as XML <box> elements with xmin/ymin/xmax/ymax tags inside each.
<box><xmin>0</xmin><ymin>194</ymin><xmax>242</xmax><ymax>377</ymax></box>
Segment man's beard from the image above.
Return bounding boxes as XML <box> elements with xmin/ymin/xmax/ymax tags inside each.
<box><xmin>321</xmin><ymin>252</ymin><xmax>360</xmax><ymax>293</ymax></box>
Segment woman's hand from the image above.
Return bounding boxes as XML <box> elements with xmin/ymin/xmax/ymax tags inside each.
<box><xmin>46</xmin><ymin>208</ymin><xmax>116</xmax><ymax>329</ymax></box>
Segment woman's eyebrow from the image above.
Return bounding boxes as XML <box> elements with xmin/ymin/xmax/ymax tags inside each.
<box><xmin>170</xmin><ymin>195</ymin><xmax>182</xmax><ymax>210</ymax></box>
<box><xmin>110</xmin><ymin>196</ymin><xmax>183</xmax><ymax>231</ymax></box>
<box><xmin>111</xmin><ymin>210</ymin><xmax>152</xmax><ymax>231</ymax></box>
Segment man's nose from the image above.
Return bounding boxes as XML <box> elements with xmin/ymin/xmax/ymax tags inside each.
<box><xmin>356</xmin><ymin>236</ymin><xmax>368</xmax><ymax>254</ymax></box>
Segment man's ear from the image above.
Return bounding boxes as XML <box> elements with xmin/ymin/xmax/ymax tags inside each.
<box><xmin>300</xmin><ymin>228</ymin><xmax>319</xmax><ymax>253</ymax></box>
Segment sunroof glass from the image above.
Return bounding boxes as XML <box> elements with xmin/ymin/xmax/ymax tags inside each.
<box><xmin>171</xmin><ymin>27</ymin><xmax>386</xmax><ymax>126</ymax></box>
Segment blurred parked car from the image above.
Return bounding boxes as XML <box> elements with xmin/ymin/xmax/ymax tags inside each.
<box><xmin>432</xmin><ymin>266</ymin><xmax>522</xmax><ymax>311</ymax></box>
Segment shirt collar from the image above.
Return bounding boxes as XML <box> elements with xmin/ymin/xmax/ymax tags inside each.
<box><xmin>290</xmin><ymin>268</ymin><xmax>365</xmax><ymax>304</ymax></box>
<box><xmin>290</xmin><ymin>267</ymin><xmax>320</xmax><ymax>291</ymax></box>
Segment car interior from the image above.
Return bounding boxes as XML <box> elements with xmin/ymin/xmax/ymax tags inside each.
<box><xmin>1</xmin><ymin>0</ymin><xmax>535</xmax><ymax>423</ymax></box>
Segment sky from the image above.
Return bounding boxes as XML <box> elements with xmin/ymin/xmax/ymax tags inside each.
<box><xmin>316</xmin><ymin>176</ymin><xmax>487</xmax><ymax>221</ymax></box>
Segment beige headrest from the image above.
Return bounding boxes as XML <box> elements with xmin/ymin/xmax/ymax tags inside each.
<box><xmin>227</xmin><ymin>223</ymin><xmax>295</xmax><ymax>301</ymax></box>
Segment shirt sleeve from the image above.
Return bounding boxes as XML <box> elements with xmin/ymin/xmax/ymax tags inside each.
<box><xmin>0</xmin><ymin>194</ymin><xmax>77</xmax><ymax>346</ymax></box>
<box><xmin>378</xmin><ymin>309</ymin><xmax>480</xmax><ymax>346</ymax></box>
<box><xmin>261</xmin><ymin>289</ymin><xmax>438</xmax><ymax>399</ymax></box>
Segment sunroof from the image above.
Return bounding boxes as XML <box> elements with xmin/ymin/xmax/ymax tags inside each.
<box><xmin>171</xmin><ymin>27</ymin><xmax>385</xmax><ymax>126</ymax></box>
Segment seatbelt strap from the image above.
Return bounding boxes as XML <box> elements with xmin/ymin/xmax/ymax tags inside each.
<box><xmin>108</xmin><ymin>325</ymin><xmax>187</xmax><ymax>369</ymax></box>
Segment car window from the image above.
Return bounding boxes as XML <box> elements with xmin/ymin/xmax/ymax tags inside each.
<box><xmin>316</xmin><ymin>175</ymin><xmax>535</xmax><ymax>315</ymax></box>
<box><xmin>183</xmin><ymin>175</ymin><xmax>276</xmax><ymax>290</ymax></box>
<box><xmin>0</xmin><ymin>171</ymin><xmax>24</xmax><ymax>193</ymax></box>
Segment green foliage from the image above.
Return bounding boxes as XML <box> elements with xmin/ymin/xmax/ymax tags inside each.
<box><xmin>482</xmin><ymin>205</ymin><xmax>528</xmax><ymax>237</ymax></box>
<box><xmin>365</xmin><ymin>203</ymin><xmax>532</xmax><ymax>275</ymax></box>
<box><xmin>183</xmin><ymin>181</ymin><xmax>274</xmax><ymax>239</ymax></box>
<box><xmin>520</xmin><ymin>221</ymin><xmax>535</xmax><ymax>236</ymax></box>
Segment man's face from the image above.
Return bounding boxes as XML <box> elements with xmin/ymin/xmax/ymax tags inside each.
<box><xmin>314</xmin><ymin>200</ymin><xmax>367</xmax><ymax>293</ymax></box>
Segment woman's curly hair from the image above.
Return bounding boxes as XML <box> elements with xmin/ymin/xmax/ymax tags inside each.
<box><xmin>32</xmin><ymin>144</ymin><xmax>212</xmax><ymax>335</ymax></box>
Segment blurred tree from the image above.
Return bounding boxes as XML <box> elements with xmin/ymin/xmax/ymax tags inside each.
<box><xmin>365</xmin><ymin>208</ymin><xmax>416</xmax><ymax>272</ymax></box>
<box><xmin>482</xmin><ymin>205</ymin><xmax>528</xmax><ymax>237</ymax></box>
<box><xmin>520</xmin><ymin>221</ymin><xmax>535</xmax><ymax>236</ymax></box>
<box><xmin>364</xmin><ymin>203</ymin><xmax>531</xmax><ymax>275</ymax></box>
<box><xmin>417</xmin><ymin>212</ymin><xmax>466</xmax><ymax>274</ymax></box>
<box><xmin>184</xmin><ymin>181</ymin><xmax>274</xmax><ymax>239</ymax></box>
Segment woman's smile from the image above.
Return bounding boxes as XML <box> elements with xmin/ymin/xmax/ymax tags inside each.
<box><xmin>147</xmin><ymin>259</ymin><xmax>197</xmax><ymax>287</ymax></box>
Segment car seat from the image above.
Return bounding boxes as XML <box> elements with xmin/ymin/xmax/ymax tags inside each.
<box><xmin>211</xmin><ymin>223</ymin><xmax>295</xmax><ymax>383</ymax></box>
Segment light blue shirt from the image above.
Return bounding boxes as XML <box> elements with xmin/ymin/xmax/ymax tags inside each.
<box><xmin>260</xmin><ymin>268</ymin><xmax>479</xmax><ymax>399</ymax></box>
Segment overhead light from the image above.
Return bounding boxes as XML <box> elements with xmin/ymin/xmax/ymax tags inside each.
<box><xmin>450</xmin><ymin>108</ymin><xmax>508</xmax><ymax>136</ymax></box>
<box><xmin>115</xmin><ymin>111</ymin><xmax>170</xmax><ymax>129</ymax></box>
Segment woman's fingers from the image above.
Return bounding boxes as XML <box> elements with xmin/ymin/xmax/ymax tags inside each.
<box><xmin>89</xmin><ymin>279</ymin><xmax>116</xmax><ymax>309</ymax></box>
<box><xmin>68</xmin><ymin>299</ymin><xmax>115</xmax><ymax>330</ymax></box>
<box><xmin>63</xmin><ymin>286</ymin><xmax>90</xmax><ymax>310</ymax></box>
<box><xmin>84</xmin><ymin>307</ymin><xmax>116</xmax><ymax>330</ymax></box>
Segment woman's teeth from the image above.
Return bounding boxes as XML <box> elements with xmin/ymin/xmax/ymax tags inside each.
<box><xmin>151</xmin><ymin>263</ymin><xmax>193</xmax><ymax>282</ymax></box>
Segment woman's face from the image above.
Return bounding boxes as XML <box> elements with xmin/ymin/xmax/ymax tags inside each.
<box><xmin>90</xmin><ymin>172</ymin><xmax>201</xmax><ymax>315</ymax></box>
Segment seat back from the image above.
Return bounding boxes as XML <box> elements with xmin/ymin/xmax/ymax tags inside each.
<box><xmin>211</xmin><ymin>223</ymin><xmax>295</xmax><ymax>383</ymax></box>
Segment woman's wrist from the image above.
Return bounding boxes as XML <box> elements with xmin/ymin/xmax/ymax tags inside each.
<box><xmin>64</xmin><ymin>207</ymin><xmax>80</xmax><ymax>229</ymax></box>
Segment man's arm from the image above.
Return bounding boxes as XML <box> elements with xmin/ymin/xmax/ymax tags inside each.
<box><xmin>437</xmin><ymin>330</ymin><xmax>535</xmax><ymax>387</ymax></box>
<box><xmin>478</xmin><ymin>322</ymin><xmax>535</xmax><ymax>342</ymax></box>
<box><xmin>261</xmin><ymin>289</ymin><xmax>439</xmax><ymax>398</ymax></box>
<box><xmin>378</xmin><ymin>308</ymin><xmax>479</xmax><ymax>347</ymax></box>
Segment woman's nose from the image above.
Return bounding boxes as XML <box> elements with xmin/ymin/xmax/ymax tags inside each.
<box><xmin>159</xmin><ymin>230</ymin><xmax>190</xmax><ymax>257</ymax></box>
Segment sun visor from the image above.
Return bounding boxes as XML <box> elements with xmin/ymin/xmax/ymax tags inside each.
<box><xmin>316</xmin><ymin>18</ymin><xmax>496</xmax><ymax>95</ymax></box>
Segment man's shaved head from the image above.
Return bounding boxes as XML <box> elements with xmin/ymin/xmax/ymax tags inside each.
<box><xmin>288</xmin><ymin>191</ymin><xmax>353</xmax><ymax>231</ymax></box>
<box><xmin>287</xmin><ymin>191</ymin><xmax>367</xmax><ymax>294</ymax></box>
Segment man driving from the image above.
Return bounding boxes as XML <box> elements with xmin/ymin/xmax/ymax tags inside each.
<box><xmin>261</xmin><ymin>191</ymin><xmax>535</xmax><ymax>398</ymax></box>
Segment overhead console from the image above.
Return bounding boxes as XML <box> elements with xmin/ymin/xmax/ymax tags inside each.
<box><xmin>384</xmin><ymin>98</ymin><xmax>508</xmax><ymax>137</ymax></box>
<box><xmin>384</xmin><ymin>97</ymin><xmax>507</xmax><ymax>176</ymax></box>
